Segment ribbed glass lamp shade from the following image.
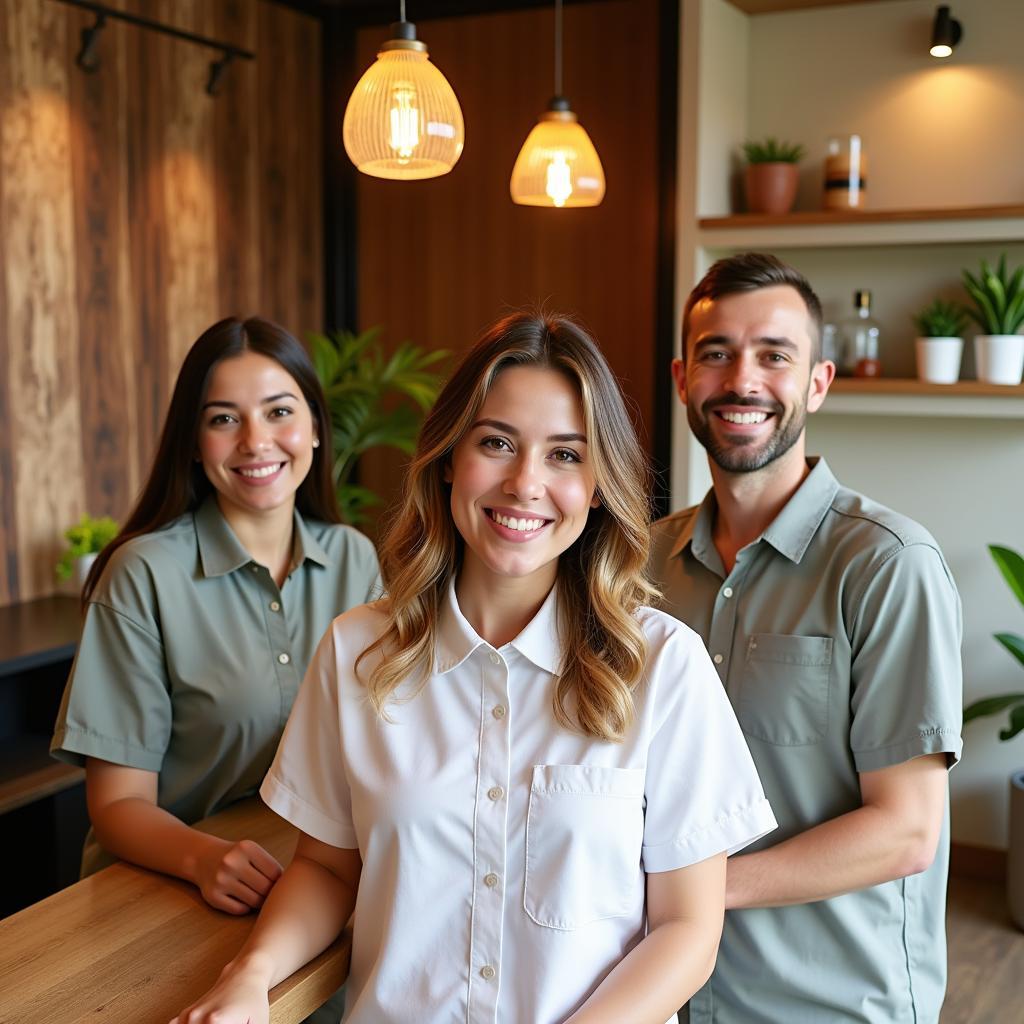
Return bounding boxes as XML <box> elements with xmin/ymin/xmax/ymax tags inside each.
<box><xmin>510</xmin><ymin>108</ymin><xmax>605</xmax><ymax>208</ymax></box>
<box><xmin>343</xmin><ymin>38</ymin><xmax>464</xmax><ymax>180</ymax></box>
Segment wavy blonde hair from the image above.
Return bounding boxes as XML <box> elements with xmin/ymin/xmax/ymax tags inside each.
<box><xmin>358</xmin><ymin>312</ymin><xmax>658</xmax><ymax>741</ymax></box>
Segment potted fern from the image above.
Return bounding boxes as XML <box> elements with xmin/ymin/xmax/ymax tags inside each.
<box><xmin>962</xmin><ymin>255</ymin><xmax>1024</xmax><ymax>385</ymax></box>
<box><xmin>742</xmin><ymin>137</ymin><xmax>805</xmax><ymax>216</ymax></box>
<box><xmin>964</xmin><ymin>545</ymin><xmax>1024</xmax><ymax>930</ymax></box>
<box><xmin>912</xmin><ymin>299</ymin><xmax>968</xmax><ymax>384</ymax></box>
<box><xmin>308</xmin><ymin>326</ymin><xmax>448</xmax><ymax>525</ymax></box>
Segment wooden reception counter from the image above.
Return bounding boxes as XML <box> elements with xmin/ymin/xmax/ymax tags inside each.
<box><xmin>0</xmin><ymin>797</ymin><xmax>351</xmax><ymax>1024</ymax></box>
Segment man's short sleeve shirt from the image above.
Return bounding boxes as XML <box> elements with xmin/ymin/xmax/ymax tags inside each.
<box><xmin>650</xmin><ymin>457</ymin><xmax>963</xmax><ymax>1024</ymax></box>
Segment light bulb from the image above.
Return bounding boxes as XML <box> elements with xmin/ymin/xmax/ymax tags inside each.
<box><xmin>388</xmin><ymin>84</ymin><xmax>420</xmax><ymax>162</ymax></box>
<box><xmin>545</xmin><ymin>153</ymin><xmax>573</xmax><ymax>207</ymax></box>
<box><xmin>930</xmin><ymin>43</ymin><xmax>952</xmax><ymax>57</ymax></box>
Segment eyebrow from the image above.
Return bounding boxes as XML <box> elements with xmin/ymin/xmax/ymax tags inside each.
<box><xmin>202</xmin><ymin>391</ymin><xmax>299</xmax><ymax>411</ymax></box>
<box><xmin>472</xmin><ymin>417</ymin><xmax>588</xmax><ymax>444</ymax></box>
<box><xmin>692</xmin><ymin>335</ymin><xmax>800</xmax><ymax>355</ymax></box>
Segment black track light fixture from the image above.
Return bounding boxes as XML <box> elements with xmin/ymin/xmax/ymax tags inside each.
<box><xmin>930</xmin><ymin>5</ymin><xmax>962</xmax><ymax>59</ymax></box>
<box><xmin>76</xmin><ymin>13</ymin><xmax>106</xmax><ymax>72</ymax></box>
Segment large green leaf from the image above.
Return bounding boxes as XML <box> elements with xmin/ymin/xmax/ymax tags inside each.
<box><xmin>964</xmin><ymin>693</ymin><xmax>1024</xmax><ymax>722</ymax></box>
<box><xmin>995</xmin><ymin>633</ymin><xmax>1024</xmax><ymax>670</ymax></box>
<box><xmin>990</xmin><ymin>545</ymin><xmax>1024</xmax><ymax>607</ymax></box>
<box><xmin>1001</xmin><ymin>704</ymin><xmax>1024</xmax><ymax>741</ymax></box>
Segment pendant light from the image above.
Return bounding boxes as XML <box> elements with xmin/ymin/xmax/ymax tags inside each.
<box><xmin>510</xmin><ymin>0</ymin><xmax>605</xmax><ymax>208</ymax></box>
<box><xmin>343</xmin><ymin>1</ymin><xmax>464</xmax><ymax>180</ymax></box>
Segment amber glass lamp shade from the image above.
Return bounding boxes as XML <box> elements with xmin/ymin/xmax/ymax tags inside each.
<box><xmin>343</xmin><ymin>30</ymin><xmax>464</xmax><ymax>180</ymax></box>
<box><xmin>510</xmin><ymin>104</ymin><xmax>605</xmax><ymax>208</ymax></box>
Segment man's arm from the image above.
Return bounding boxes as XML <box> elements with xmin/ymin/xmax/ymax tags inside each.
<box><xmin>725</xmin><ymin>753</ymin><xmax>947</xmax><ymax>910</ymax></box>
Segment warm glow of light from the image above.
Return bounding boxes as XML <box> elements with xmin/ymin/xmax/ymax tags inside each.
<box><xmin>930</xmin><ymin>43</ymin><xmax>953</xmax><ymax>58</ymax></box>
<box><xmin>510</xmin><ymin>110</ymin><xmax>605</xmax><ymax>208</ymax></box>
<box><xmin>343</xmin><ymin>43</ymin><xmax>464</xmax><ymax>180</ymax></box>
<box><xmin>545</xmin><ymin>153</ymin><xmax>573</xmax><ymax>207</ymax></box>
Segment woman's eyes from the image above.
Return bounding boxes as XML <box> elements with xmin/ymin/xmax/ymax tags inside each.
<box><xmin>480</xmin><ymin>436</ymin><xmax>513</xmax><ymax>452</ymax></box>
<box><xmin>550</xmin><ymin>448</ymin><xmax>582</xmax><ymax>464</ymax></box>
<box><xmin>206</xmin><ymin>407</ymin><xmax>294</xmax><ymax>427</ymax></box>
<box><xmin>268</xmin><ymin>406</ymin><xmax>294</xmax><ymax>418</ymax></box>
<box><xmin>478</xmin><ymin>436</ymin><xmax>582</xmax><ymax>464</ymax></box>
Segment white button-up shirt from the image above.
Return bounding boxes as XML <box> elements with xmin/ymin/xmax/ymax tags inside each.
<box><xmin>262</xmin><ymin>583</ymin><xmax>776</xmax><ymax>1024</ymax></box>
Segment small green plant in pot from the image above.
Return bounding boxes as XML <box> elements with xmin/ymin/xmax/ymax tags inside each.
<box><xmin>964</xmin><ymin>544</ymin><xmax>1024</xmax><ymax>930</ymax></box>
<box><xmin>962</xmin><ymin>255</ymin><xmax>1024</xmax><ymax>385</ymax></box>
<box><xmin>742</xmin><ymin>137</ymin><xmax>805</xmax><ymax>216</ymax></box>
<box><xmin>56</xmin><ymin>514</ymin><xmax>119</xmax><ymax>585</ymax></box>
<box><xmin>309</xmin><ymin>326</ymin><xmax>449</xmax><ymax>525</ymax></box>
<box><xmin>912</xmin><ymin>299</ymin><xmax>968</xmax><ymax>384</ymax></box>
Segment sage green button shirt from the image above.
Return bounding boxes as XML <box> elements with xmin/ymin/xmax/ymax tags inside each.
<box><xmin>650</xmin><ymin>458</ymin><xmax>962</xmax><ymax>1024</ymax></box>
<box><xmin>51</xmin><ymin>496</ymin><xmax>380</xmax><ymax>875</ymax></box>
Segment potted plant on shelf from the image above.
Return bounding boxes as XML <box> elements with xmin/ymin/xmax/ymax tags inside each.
<box><xmin>308</xmin><ymin>326</ymin><xmax>448</xmax><ymax>525</ymax></box>
<box><xmin>55</xmin><ymin>514</ymin><xmax>119</xmax><ymax>590</ymax></box>
<box><xmin>964</xmin><ymin>544</ymin><xmax>1024</xmax><ymax>930</ymax></box>
<box><xmin>742</xmin><ymin>137</ymin><xmax>805</xmax><ymax>216</ymax></box>
<box><xmin>912</xmin><ymin>299</ymin><xmax>968</xmax><ymax>384</ymax></box>
<box><xmin>962</xmin><ymin>255</ymin><xmax>1024</xmax><ymax>386</ymax></box>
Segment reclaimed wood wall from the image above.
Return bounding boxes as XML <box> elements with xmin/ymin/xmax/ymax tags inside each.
<box><xmin>354</xmin><ymin>0</ymin><xmax>662</xmax><ymax>522</ymax></box>
<box><xmin>0</xmin><ymin>0</ymin><xmax>322</xmax><ymax>606</ymax></box>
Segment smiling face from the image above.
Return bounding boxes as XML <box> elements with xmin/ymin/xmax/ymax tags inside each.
<box><xmin>197</xmin><ymin>351</ymin><xmax>317</xmax><ymax>523</ymax></box>
<box><xmin>446</xmin><ymin>364</ymin><xmax>599</xmax><ymax>603</ymax></box>
<box><xmin>674</xmin><ymin>285</ymin><xmax>833</xmax><ymax>475</ymax></box>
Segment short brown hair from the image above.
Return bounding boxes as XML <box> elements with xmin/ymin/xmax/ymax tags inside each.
<box><xmin>681</xmin><ymin>252</ymin><xmax>824</xmax><ymax>363</ymax></box>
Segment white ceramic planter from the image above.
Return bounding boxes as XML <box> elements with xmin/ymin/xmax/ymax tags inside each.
<box><xmin>915</xmin><ymin>337</ymin><xmax>963</xmax><ymax>384</ymax></box>
<box><xmin>72</xmin><ymin>552</ymin><xmax>98</xmax><ymax>590</ymax></box>
<box><xmin>974</xmin><ymin>334</ymin><xmax>1024</xmax><ymax>385</ymax></box>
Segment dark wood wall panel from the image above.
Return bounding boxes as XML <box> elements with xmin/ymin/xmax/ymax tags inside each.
<box><xmin>354</xmin><ymin>1</ymin><xmax>661</xmax><ymax>521</ymax></box>
<box><xmin>0</xmin><ymin>0</ymin><xmax>323</xmax><ymax>607</ymax></box>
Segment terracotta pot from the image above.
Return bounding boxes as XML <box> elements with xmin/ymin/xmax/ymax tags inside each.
<box><xmin>744</xmin><ymin>162</ymin><xmax>799</xmax><ymax>215</ymax></box>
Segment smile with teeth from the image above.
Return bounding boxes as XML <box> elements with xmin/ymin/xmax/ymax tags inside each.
<box><xmin>236</xmin><ymin>463</ymin><xmax>284</xmax><ymax>478</ymax></box>
<box><xmin>718</xmin><ymin>410</ymin><xmax>770</xmax><ymax>425</ymax></box>
<box><xmin>488</xmin><ymin>510</ymin><xmax>550</xmax><ymax>532</ymax></box>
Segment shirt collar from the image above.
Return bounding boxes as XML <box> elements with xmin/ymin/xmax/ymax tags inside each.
<box><xmin>434</xmin><ymin>578</ymin><xmax>562</xmax><ymax>676</ymax></box>
<box><xmin>195</xmin><ymin>495</ymin><xmax>331</xmax><ymax>578</ymax></box>
<box><xmin>668</xmin><ymin>456</ymin><xmax>839</xmax><ymax>568</ymax></box>
<box><xmin>760</xmin><ymin>457</ymin><xmax>839</xmax><ymax>564</ymax></box>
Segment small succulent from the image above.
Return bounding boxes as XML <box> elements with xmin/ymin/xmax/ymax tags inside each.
<box><xmin>912</xmin><ymin>299</ymin><xmax>968</xmax><ymax>338</ymax></box>
<box><xmin>56</xmin><ymin>515</ymin><xmax>119</xmax><ymax>581</ymax></box>
<box><xmin>962</xmin><ymin>255</ymin><xmax>1024</xmax><ymax>336</ymax></box>
<box><xmin>742</xmin><ymin>137</ymin><xmax>806</xmax><ymax>164</ymax></box>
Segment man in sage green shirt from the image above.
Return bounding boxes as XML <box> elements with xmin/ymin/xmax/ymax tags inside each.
<box><xmin>651</xmin><ymin>254</ymin><xmax>962</xmax><ymax>1023</ymax></box>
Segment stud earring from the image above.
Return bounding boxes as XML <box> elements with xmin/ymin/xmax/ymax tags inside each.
<box><xmin>312</xmin><ymin>438</ymin><xmax>320</xmax><ymax>449</ymax></box>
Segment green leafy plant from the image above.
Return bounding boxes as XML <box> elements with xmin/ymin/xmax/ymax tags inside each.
<box><xmin>964</xmin><ymin>545</ymin><xmax>1024</xmax><ymax>740</ymax></box>
<box><xmin>912</xmin><ymin>298</ymin><xmax>968</xmax><ymax>338</ymax></box>
<box><xmin>742</xmin><ymin>137</ymin><xmax>806</xmax><ymax>164</ymax></box>
<box><xmin>55</xmin><ymin>515</ymin><xmax>119</xmax><ymax>581</ymax></box>
<box><xmin>962</xmin><ymin>255</ymin><xmax>1024</xmax><ymax>336</ymax></box>
<box><xmin>308</xmin><ymin>326</ymin><xmax>449</xmax><ymax>524</ymax></box>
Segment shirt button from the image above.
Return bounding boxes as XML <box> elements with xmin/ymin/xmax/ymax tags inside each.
<box><xmin>713</xmin><ymin>653</ymin><xmax>723</xmax><ymax>665</ymax></box>
<box><xmin>480</xmin><ymin>965</ymin><xmax>496</xmax><ymax>980</ymax></box>
<box><xmin>492</xmin><ymin>705</ymin><xmax>506</xmax><ymax>719</ymax></box>
<box><xmin>488</xmin><ymin>651</ymin><xmax>501</xmax><ymax>665</ymax></box>
<box><xmin>484</xmin><ymin>872</ymin><xmax>499</xmax><ymax>888</ymax></box>
<box><xmin>722</xmin><ymin>586</ymin><xmax>733</xmax><ymax>598</ymax></box>
<box><xmin>250</xmin><ymin>564</ymin><xmax>259</xmax><ymax>573</ymax></box>
<box><xmin>278</xmin><ymin>652</ymin><xmax>290</xmax><ymax>665</ymax></box>
<box><xmin>487</xmin><ymin>786</ymin><xmax>504</xmax><ymax>801</ymax></box>
<box><xmin>269</xmin><ymin>600</ymin><xmax>281</xmax><ymax>612</ymax></box>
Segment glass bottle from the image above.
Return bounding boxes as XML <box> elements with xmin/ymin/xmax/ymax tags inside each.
<box><xmin>840</xmin><ymin>290</ymin><xmax>881</xmax><ymax>377</ymax></box>
<box><xmin>824</xmin><ymin>134</ymin><xmax>866</xmax><ymax>210</ymax></box>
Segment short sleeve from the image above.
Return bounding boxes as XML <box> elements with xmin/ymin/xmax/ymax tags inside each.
<box><xmin>51</xmin><ymin>599</ymin><xmax>171</xmax><ymax>772</ymax></box>
<box><xmin>260</xmin><ymin>625</ymin><xmax>358</xmax><ymax>849</ymax></box>
<box><xmin>849</xmin><ymin>542</ymin><xmax>963</xmax><ymax>773</ymax></box>
<box><xmin>640</xmin><ymin>616</ymin><xmax>777</xmax><ymax>873</ymax></box>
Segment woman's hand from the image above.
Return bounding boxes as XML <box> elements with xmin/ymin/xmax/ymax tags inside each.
<box><xmin>169</xmin><ymin>954</ymin><xmax>273</xmax><ymax>1024</ymax></box>
<box><xmin>192</xmin><ymin>837</ymin><xmax>284</xmax><ymax>915</ymax></box>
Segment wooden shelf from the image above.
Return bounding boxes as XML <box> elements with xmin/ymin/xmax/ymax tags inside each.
<box><xmin>697</xmin><ymin>205</ymin><xmax>1024</xmax><ymax>251</ymax></box>
<box><xmin>0</xmin><ymin>739</ymin><xmax>84</xmax><ymax>815</ymax></box>
<box><xmin>820</xmin><ymin>378</ymin><xmax>1024</xmax><ymax>418</ymax></box>
<box><xmin>0</xmin><ymin>595</ymin><xmax>80</xmax><ymax>676</ymax></box>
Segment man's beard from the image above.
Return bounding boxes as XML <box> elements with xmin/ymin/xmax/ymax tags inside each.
<box><xmin>688</xmin><ymin>393</ymin><xmax>806</xmax><ymax>473</ymax></box>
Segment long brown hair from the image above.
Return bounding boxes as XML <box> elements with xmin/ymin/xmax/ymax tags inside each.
<box><xmin>359</xmin><ymin>312</ymin><xmax>657</xmax><ymax>742</ymax></box>
<box><xmin>84</xmin><ymin>316</ymin><xmax>339</xmax><ymax>604</ymax></box>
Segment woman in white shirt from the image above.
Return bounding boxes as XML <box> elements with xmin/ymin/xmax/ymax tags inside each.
<box><xmin>173</xmin><ymin>312</ymin><xmax>775</xmax><ymax>1024</ymax></box>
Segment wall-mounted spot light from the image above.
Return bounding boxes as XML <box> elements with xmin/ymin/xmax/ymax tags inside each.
<box><xmin>930</xmin><ymin>5</ymin><xmax>962</xmax><ymax>58</ymax></box>
<box><xmin>76</xmin><ymin>13</ymin><xmax>106</xmax><ymax>72</ymax></box>
<box><xmin>206</xmin><ymin>52</ymin><xmax>235</xmax><ymax>97</ymax></box>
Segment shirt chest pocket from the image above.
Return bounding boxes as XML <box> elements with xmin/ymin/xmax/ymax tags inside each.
<box><xmin>524</xmin><ymin>764</ymin><xmax>645</xmax><ymax>931</ymax></box>
<box><xmin>739</xmin><ymin>634</ymin><xmax>833</xmax><ymax>746</ymax></box>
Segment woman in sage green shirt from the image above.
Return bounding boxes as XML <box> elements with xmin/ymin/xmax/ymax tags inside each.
<box><xmin>51</xmin><ymin>316</ymin><xmax>380</xmax><ymax>915</ymax></box>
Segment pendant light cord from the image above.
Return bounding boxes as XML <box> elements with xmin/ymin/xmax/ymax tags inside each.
<box><xmin>400</xmin><ymin>0</ymin><xmax>406</xmax><ymax>23</ymax></box>
<box><xmin>554</xmin><ymin>0</ymin><xmax>563</xmax><ymax>98</ymax></box>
